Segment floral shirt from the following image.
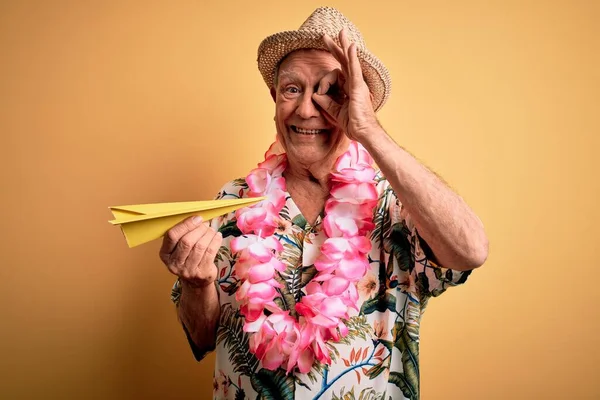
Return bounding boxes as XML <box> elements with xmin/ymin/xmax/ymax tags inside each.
<box><xmin>171</xmin><ymin>172</ymin><xmax>471</xmax><ymax>400</ymax></box>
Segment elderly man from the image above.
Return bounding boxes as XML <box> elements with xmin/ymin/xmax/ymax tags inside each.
<box><xmin>162</xmin><ymin>7</ymin><xmax>488</xmax><ymax>400</ymax></box>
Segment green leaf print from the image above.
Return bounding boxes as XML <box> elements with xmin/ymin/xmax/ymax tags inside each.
<box><xmin>332</xmin><ymin>386</ymin><xmax>355</xmax><ymax>400</ymax></box>
<box><xmin>216</xmin><ymin>304</ymin><xmax>259</xmax><ymax>376</ymax></box>
<box><xmin>360</xmin><ymin>292</ymin><xmax>397</xmax><ymax>315</ymax></box>
<box><xmin>274</xmin><ymin>265</ymin><xmax>299</xmax><ymax>317</ymax></box>
<box><xmin>404</xmin><ymin>297</ymin><xmax>421</xmax><ymax>341</ymax></box>
<box><xmin>385</xmin><ymin>223</ymin><xmax>413</xmax><ymax>272</ymax></box>
<box><xmin>359</xmin><ymin>387</ymin><xmax>388</xmax><ymax>400</ymax></box>
<box><xmin>369</xmin><ymin>186</ymin><xmax>392</xmax><ymax>242</ymax></box>
<box><xmin>250</xmin><ymin>368</ymin><xmax>295</xmax><ymax>400</ymax></box>
<box><xmin>389</xmin><ymin>372</ymin><xmax>417</xmax><ymax>400</ymax></box>
<box><xmin>273</xmin><ymin>286</ymin><xmax>297</xmax><ymax>318</ymax></box>
<box><xmin>432</xmin><ymin>266</ymin><xmax>444</xmax><ymax>281</ymax></box>
<box><xmin>234</xmin><ymin>387</ymin><xmax>246</xmax><ymax>400</ymax></box>
<box><xmin>390</xmin><ymin>322</ymin><xmax>420</xmax><ymax>399</ymax></box>
<box><xmin>300</xmin><ymin>264</ymin><xmax>318</xmax><ymax>287</ymax></box>
<box><xmin>230</xmin><ymin>178</ymin><xmax>249</xmax><ymax>188</ymax></box>
<box><xmin>221</xmin><ymin>279</ymin><xmax>242</xmax><ymax>296</ymax></box>
<box><xmin>365</xmin><ymin>362</ymin><xmax>387</xmax><ymax>380</ymax></box>
<box><xmin>332</xmin><ymin>387</ymin><xmax>388</xmax><ymax>400</ymax></box>
<box><xmin>337</xmin><ymin>315</ymin><xmax>373</xmax><ymax>345</ymax></box>
<box><xmin>280</xmin><ymin>204</ymin><xmax>291</xmax><ymax>220</ymax></box>
<box><xmin>323</xmin><ymin>315</ymin><xmax>373</xmax><ymax>364</ymax></box>
<box><xmin>292</xmin><ymin>374</ymin><xmax>311</xmax><ymax>390</ymax></box>
<box><xmin>370</xmin><ymin>209</ymin><xmax>387</xmax><ymax>242</ymax></box>
<box><xmin>415</xmin><ymin>272</ymin><xmax>430</xmax><ymax>297</ymax></box>
<box><xmin>291</xmin><ymin>213</ymin><xmax>307</xmax><ymax>229</ymax></box>
<box><xmin>379</xmin><ymin>339</ymin><xmax>393</xmax><ymax>352</ymax></box>
<box><xmin>215</xmin><ymin>245</ymin><xmax>232</xmax><ymax>264</ymax></box>
<box><xmin>275</xmin><ymin>243</ymin><xmax>313</xmax><ymax>316</ymax></box>
<box><xmin>219</xmin><ymin>220</ymin><xmax>242</xmax><ymax>238</ymax></box>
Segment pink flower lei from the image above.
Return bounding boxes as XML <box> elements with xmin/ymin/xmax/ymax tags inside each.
<box><xmin>230</xmin><ymin>141</ymin><xmax>378</xmax><ymax>374</ymax></box>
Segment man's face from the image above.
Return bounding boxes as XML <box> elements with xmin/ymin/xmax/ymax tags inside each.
<box><xmin>271</xmin><ymin>49</ymin><xmax>350</xmax><ymax>168</ymax></box>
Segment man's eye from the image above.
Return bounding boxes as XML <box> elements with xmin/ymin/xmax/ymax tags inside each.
<box><xmin>285</xmin><ymin>87</ymin><xmax>300</xmax><ymax>94</ymax></box>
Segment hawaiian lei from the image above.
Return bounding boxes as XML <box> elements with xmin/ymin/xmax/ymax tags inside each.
<box><xmin>231</xmin><ymin>141</ymin><xmax>378</xmax><ymax>374</ymax></box>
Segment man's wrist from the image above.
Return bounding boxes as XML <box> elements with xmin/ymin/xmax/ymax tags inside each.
<box><xmin>357</xmin><ymin>123</ymin><xmax>388</xmax><ymax>151</ymax></box>
<box><xmin>180</xmin><ymin>277</ymin><xmax>216</xmax><ymax>294</ymax></box>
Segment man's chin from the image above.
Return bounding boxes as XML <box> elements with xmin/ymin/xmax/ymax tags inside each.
<box><xmin>285</xmin><ymin>135</ymin><xmax>351</xmax><ymax>165</ymax></box>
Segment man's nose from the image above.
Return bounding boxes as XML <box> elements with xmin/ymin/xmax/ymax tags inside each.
<box><xmin>295</xmin><ymin>93</ymin><xmax>321</xmax><ymax>119</ymax></box>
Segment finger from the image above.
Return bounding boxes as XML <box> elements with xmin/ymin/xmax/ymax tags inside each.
<box><xmin>317</xmin><ymin>68</ymin><xmax>345</xmax><ymax>96</ymax></box>
<box><xmin>185</xmin><ymin>227</ymin><xmax>218</xmax><ymax>272</ymax></box>
<box><xmin>160</xmin><ymin>216</ymin><xmax>204</xmax><ymax>258</ymax></box>
<box><xmin>339</xmin><ymin>28</ymin><xmax>357</xmax><ymax>90</ymax></box>
<box><xmin>322</xmin><ymin>34</ymin><xmax>345</xmax><ymax>65</ymax></box>
<box><xmin>312</xmin><ymin>92</ymin><xmax>342</xmax><ymax>120</ymax></box>
<box><xmin>199</xmin><ymin>230</ymin><xmax>223</xmax><ymax>270</ymax></box>
<box><xmin>340</xmin><ymin>28</ymin><xmax>351</xmax><ymax>61</ymax></box>
<box><xmin>322</xmin><ymin>33</ymin><xmax>349</xmax><ymax>77</ymax></box>
<box><xmin>317</xmin><ymin>70</ymin><xmax>334</xmax><ymax>95</ymax></box>
<box><xmin>169</xmin><ymin>222</ymin><xmax>209</xmax><ymax>268</ymax></box>
<box><xmin>348</xmin><ymin>43</ymin><xmax>364</xmax><ymax>87</ymax></box>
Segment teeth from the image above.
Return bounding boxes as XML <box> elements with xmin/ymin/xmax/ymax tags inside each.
<box><xmin>294</xmin><ymin>126</ymin><xmax>325</xmax><ymax>134</ymax></box>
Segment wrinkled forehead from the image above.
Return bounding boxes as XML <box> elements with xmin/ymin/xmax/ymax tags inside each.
<box><xmin>274</xmin><ymin>49</ymin><xmax>341</xmax><ymax>85</ymax></box>
<box><xmin>279</xmin><ymin>48</ymin><xmax>338</xmax><ymax>67</ymax></box>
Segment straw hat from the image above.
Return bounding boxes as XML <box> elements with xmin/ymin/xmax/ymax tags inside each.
<box><xmin>257</xmin><ymin>6</ymin><xmax>391</xmax><ymax>112</ymax></box>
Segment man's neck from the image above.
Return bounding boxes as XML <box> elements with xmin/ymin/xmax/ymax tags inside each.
<box><xmin>282</xmin><ymin>162</ymin><xmax>332</xmax><ymax>225</ymax></box>
<box><xmin>283</xmin><ymin>157</ymin><xmax>334</xmax><ymax>190</ymax></box>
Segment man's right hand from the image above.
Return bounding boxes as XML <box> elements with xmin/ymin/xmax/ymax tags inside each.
<box><xmin>159</xmin><ymin>216</ymin><xmax>223</xmax><ymax>288</ymax></box>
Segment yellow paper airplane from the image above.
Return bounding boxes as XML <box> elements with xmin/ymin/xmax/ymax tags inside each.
<box><xmin>108</xmin><ymin>197</ymin><xmax>265</xmax><ymax>248</ymax></box>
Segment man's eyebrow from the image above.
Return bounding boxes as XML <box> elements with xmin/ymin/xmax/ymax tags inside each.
<box><xmin>277</xmin><ymin>71</ymin><xmax>301</xmax><ymax>82</ymax></box>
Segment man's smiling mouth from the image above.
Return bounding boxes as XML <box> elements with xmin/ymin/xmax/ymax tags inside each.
<box><xmin>291</xmin><ymin>125</ymin><xmax>329</xmax><ymax>135</ymax></box>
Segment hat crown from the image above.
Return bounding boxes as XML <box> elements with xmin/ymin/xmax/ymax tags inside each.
<box><xmin>297</xmin><ymin>6</ymin><xmax>366</xmax><ymax>48</ymax></box>
<box><xmin>256</xmin><ymin>6</ymin><xmax>391</xmax><ymax>111</ymax></box>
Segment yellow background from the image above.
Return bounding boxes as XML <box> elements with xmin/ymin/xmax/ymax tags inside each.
<box><xmin>1</xmin><ymin>0</ymin><xmax>598</xmax><ymax>398</ymax></box>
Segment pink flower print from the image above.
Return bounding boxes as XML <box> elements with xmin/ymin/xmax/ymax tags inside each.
<box><xmin>247</xmin><ymin>312</ymin><xmax>301</xmax><ymax>372</ymax></box>
<box><xmin>330</xmin><ymin>181</ymin><xmax>378</xmax><ymax>202</ymax></box>
<box><xmin>315</xmin><ymin>237</ymin><xmax>371</xmax><ymax>280</ymax></box>
<box><xmin>398</xmin><ymin>271</ymin><xmax>416</xmax><ymax>293</ymax></box>
<box><xmin>246</xmin><ymin>168</ymin><xmax>271</xmax><ymax>194</ymax></box>
<box><xmin>213</xmin><ymin>370</ymin><xmax>230</xmax><ymax>398</ymax></box>
<box><xmin>320</xmin><ymin>276</ymin><xmax>351</xmax><ymax>295</ymax></box>
<box><xmin>357</xmin><ymin>271</ymin><xmax>379</xmax><ymax>301</ymax></box>
<box><xmin>247</xmin><ymin>257</ymin><xmax>286</xmax><ymax>284</ymax></box>
<box><xmin>331</xmin><ymin>165</ymin><xmax>377</xmax><ymax>184</ymax></box>
<box><xmin>333</xmin><ymin>141</ymin><xmax>374</xmax><ymax>170</ymax></box>
<box><xmin>247</xmin><ymin>155</ymin><xmax>286</xmax><ymax>196</ymax></box>
<box><xmin>296</xmin><ymin>283</ymin><xmax>351</xmax><ymax>350</ymax></box>
<box><xmin>258</xmin><ymin>153</ymin><xmax>287</xmax><ymax>176</ymax></box>
<box><xmin>311</xmin><ymin>328</ymin><xmax>332</xmax><ymax>365</ymax></box>
<box><xmin>373</xmin><ymin>319</ymin><xmax>389</xmax><ymax>339</ymax></box>
<box><xmin>323</xmin><ymin>200</ymin><xmax>376</xmax><ymax>237</ymax></box>
<box><xmin>323</xmin><ymin>214</ymin><xmax>359</xmax><ymax>237</ymax></box>
<box><xmin>275</xmin><ymin>217</ymin><xmax>293</xmax><ymax>236</ymax></box>
<box><xmin>238</xmin><ymin>279</ymin><xmax>281</xmax><ymax>300</ymax></box>
<box><xmin>236</xmin><ymin>207</ymin><xmax>268</xmax><ymax>233</ymax></box>
<box><xmin>231</xmin><ymin>236</ymin><xmax>284</xmax><ymax>281</ymax></box>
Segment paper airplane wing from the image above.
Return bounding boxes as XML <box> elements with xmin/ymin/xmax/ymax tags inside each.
<box><xmin>109</xmin><ymin>197</ymin><xmax>264</xmax><ymax>248</ymax></box>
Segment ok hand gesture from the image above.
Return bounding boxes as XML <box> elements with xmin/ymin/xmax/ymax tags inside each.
<box><xmin>312</xmin><ymin>28</ymin><xmax>380</xmax><ymax>143</ymax></box>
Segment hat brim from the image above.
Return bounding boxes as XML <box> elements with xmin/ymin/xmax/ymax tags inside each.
<box><xmin>257</xmin><ymin>30</ymin><xmax>391</xmax><ymax>112</ymax></box>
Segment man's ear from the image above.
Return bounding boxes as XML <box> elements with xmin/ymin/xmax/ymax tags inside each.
<box><xmin>270</xmin><ymin>87</ymin><xmax>277</xmax><ymax>102</ymax></box>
